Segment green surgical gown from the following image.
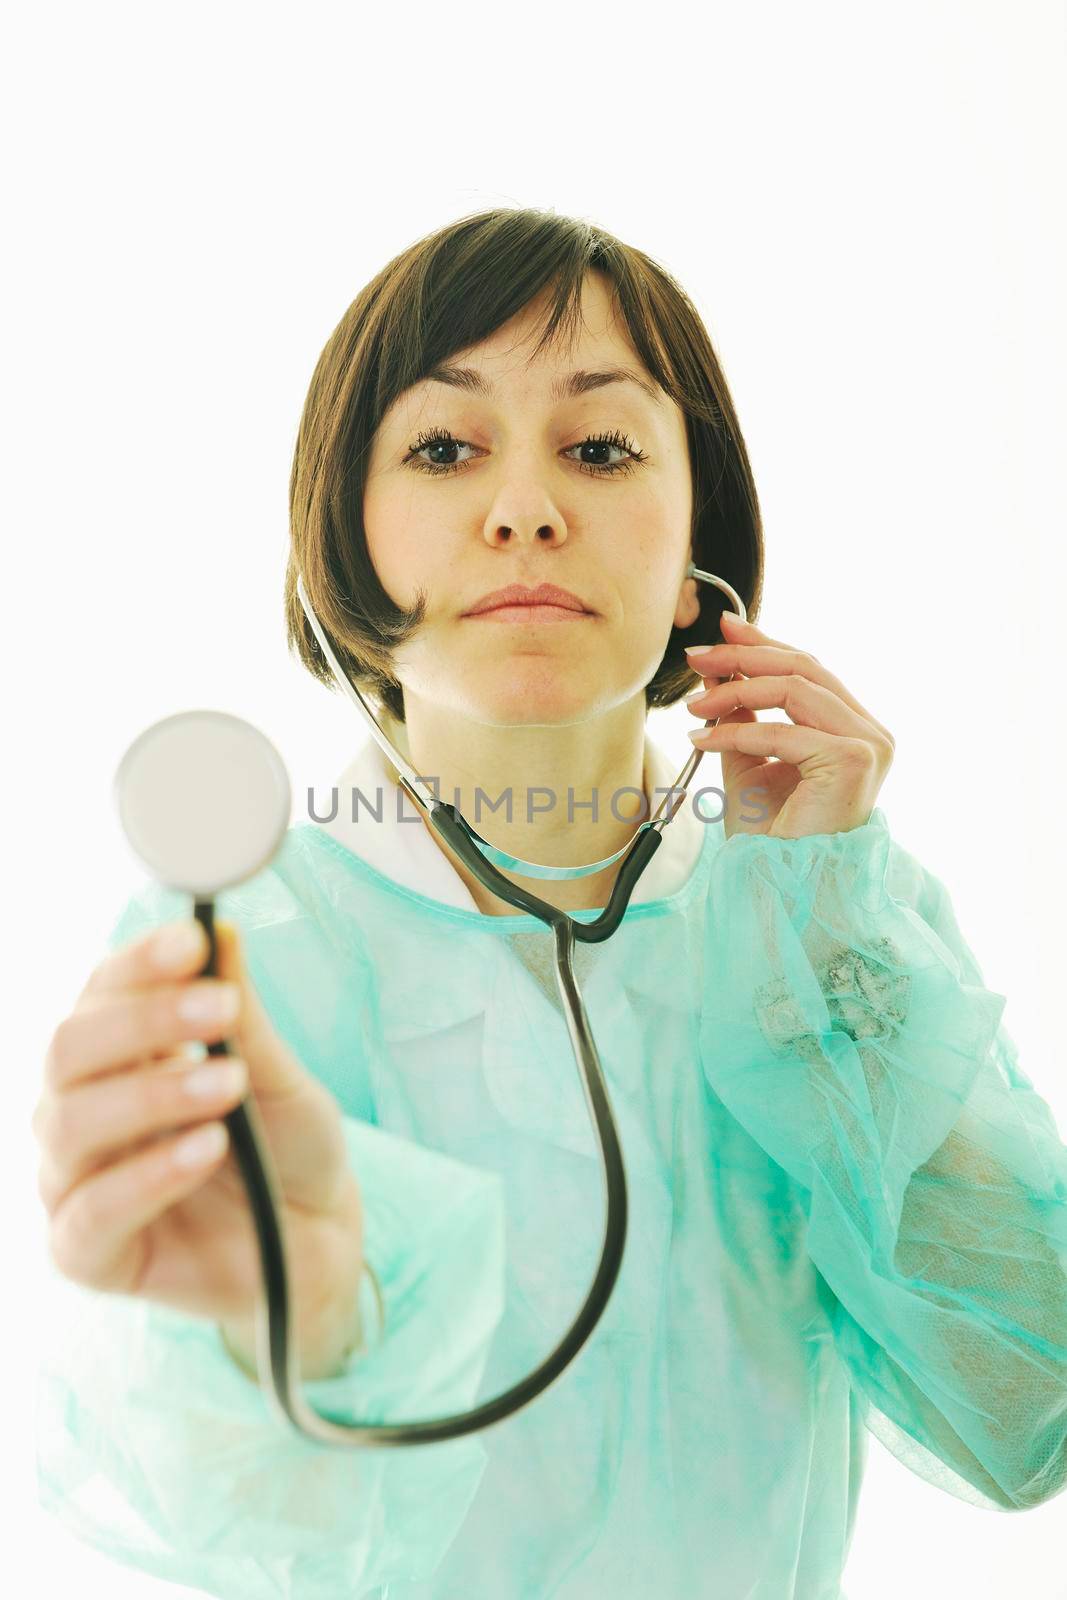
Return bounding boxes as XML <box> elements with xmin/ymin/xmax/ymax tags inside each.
<box><xmin>34</xmin><ymin>777</ymin><xmax>1067</xmax><ymax>1598</ymax></box>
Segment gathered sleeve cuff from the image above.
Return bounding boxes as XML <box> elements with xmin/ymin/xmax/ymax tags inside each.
<box><xmin>699</xmin><ymin>806</ymin><xmax>1067</xmax><ymax>1512</ymax></box>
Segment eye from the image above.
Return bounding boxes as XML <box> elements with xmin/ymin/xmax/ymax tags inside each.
<box><xmin>402</xmin><ymin>427</ymin><xmax>648</xmax><ymax>479</ymax></box>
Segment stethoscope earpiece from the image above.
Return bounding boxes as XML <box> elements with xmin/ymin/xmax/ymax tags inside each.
<box><xmin>685</xmin><ymin>561</ymin><xmax>747</xmax><ymax>624</ymax></box>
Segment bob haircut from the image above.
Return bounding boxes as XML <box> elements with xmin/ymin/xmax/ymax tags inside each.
<box><xmin>285</xmin><ymin>207</ymin><xmax>764</xmax><ymax>730</ymax></box>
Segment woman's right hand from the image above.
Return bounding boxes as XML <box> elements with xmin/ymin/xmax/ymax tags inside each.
<box><xmin>31</xmin><ymin>916</ymin><xmax>366</xmax><ymax>1374</ymax></box>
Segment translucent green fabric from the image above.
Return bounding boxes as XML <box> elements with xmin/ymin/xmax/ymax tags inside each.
<box><xmin>35</xmin><ymin>804</ymin><xmax>1067</xmax><ymax>1599</ymax></box>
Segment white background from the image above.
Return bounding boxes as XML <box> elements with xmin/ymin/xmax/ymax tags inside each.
<box><xmin>5</xmin><ymin>1</ymin><xmax>1065</xmax><ymax>1595</ymax></box>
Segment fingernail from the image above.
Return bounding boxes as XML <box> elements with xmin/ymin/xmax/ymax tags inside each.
<box><xmin>684</xmin><ymin>644</ymin><xmax>713</xmax><ymax>656</ymax></box>
<box><xmin>178</xmin><ymin>982</ymin><xmax>240</xmax><ymax>1026</ymax></box>
<box><xmin>184</xmin><ymin>1060</ymin><xmax>247</xmax><ymax>1099</ymax></box>
<box><xmin>174</xmin><ymin>1122</ymin><xmax>228</xmax><ymax>1168</ymax></box>
<box><xmin>684</xmin><ymin>689</ymin><xmax>707</xmax><ymax>706</ymax></box>
<box><xmin>151</xmin><ymin>921</ymin><xmax>204</xmax><ymax>970</ymax></box>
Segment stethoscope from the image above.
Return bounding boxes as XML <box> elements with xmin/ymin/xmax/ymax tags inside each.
<box><xmin>113</xmin><ymin>561</ymin><xmax>745</xmax><ymax>1450</ymax></box>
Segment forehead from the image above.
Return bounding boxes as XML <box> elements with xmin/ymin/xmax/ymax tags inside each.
<box><xmin>388</xmin><ymin>272</ymin><xmax>666</xmax><ymax>419</ymax></box>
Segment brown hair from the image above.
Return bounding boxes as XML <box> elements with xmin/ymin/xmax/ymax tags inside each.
<box><xmin>285</xmin><ymin>206</ymin><xmax>764</xmax><ymax>727</ymax></box>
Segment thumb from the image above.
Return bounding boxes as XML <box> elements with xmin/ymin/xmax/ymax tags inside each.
<box><xmin>212</xmin><ymin>919</ymin><xmax>307</xmax><ymax>1095</ymax></box>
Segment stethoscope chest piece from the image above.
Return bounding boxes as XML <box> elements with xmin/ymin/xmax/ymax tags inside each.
<box><xmin>113</xmin><ymin>709</ymin><xmax>291</xmax><ymax>898</ymax></box>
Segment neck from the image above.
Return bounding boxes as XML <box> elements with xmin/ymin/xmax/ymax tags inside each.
<box><xmin>382</xmin><ymin>696</ymin><xmax>654</xmax><ymax>916</ymax></box>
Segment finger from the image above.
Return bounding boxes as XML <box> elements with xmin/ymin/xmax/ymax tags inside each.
<box><xmin>79</xmin><ymin>919</ymin><xmax>210</xmax><ymax>1005</ymax></box>
<box><xmin>718</xmin><ymin>611</ymin><xmax>803</xmax><ymax>653</ymax></box>
<box><xmin>35</xmin><ymin>1053</ymin><xmax>249</xmax><ymax>1218</ymax></box>
<box><xmin>690</xmin><ymin>721</ymin><xmax>876</xmax><ymax>773</ymax></box>
<box><xmin>689</xmin><ymin>671</ymin><xmax>759</xmax><ymax>737</ymax></box>
<box><xmin>689</xmin><ymin>670</ymin><xmax>759</xmax><ymax>729</ymax></box>
<box><xmin>46</xmin><ymin>1117</ymin><xmax>233</xmax><ymax>1296</ymax></box>
<box><xmin>687</xmin><ymin>674</ymin><xmax>887</xmax><ymax>745</ymax></box>
<box><xmin>696</xmin><ymin>695</ymin><xmax>765</xmax><ymax>788</ymax></box>
<box><xmin>687</xmin><ymin>635</ymin><xmax>893</xmax><ymax>747</ymax></box>
<box><xmin>44</xmin><ymin>977</ymin><xmax>241</xmax><ymax>1093</ymax></box>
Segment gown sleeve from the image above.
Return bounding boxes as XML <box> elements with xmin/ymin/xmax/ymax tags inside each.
<box><xmin>34</xmin><ymin>875</ymin><xmax>508</xmax><ymax>1600</ymax></box>
<box><xmin>698</xmin><ymin>805</ymin><xmax>1067</xmax><ymax>1513</ymax></box>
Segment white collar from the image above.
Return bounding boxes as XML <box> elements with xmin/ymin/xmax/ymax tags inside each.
<box><xmin>313</xmin><ymin>731</ymin><xmax>707</xmax><ymax>911</ymax></box>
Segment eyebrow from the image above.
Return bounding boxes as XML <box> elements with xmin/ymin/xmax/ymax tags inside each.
<box><xmin>417</xmin><ymin>362</ymin><xmax>663</xmax><ymax>408</ymax></box>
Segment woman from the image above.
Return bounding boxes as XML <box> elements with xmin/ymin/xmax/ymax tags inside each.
<box><xmin>33</xmin><ymin>207</ymin><xmax>1067</xmax><ymax>1599</ymax></box>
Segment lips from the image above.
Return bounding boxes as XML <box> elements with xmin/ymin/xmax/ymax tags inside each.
<box><xmin>464</xmin><ymin>582</ymin><xmax>591</xmax><ymax>616</ymax></box>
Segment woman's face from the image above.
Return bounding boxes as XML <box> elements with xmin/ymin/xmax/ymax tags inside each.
<box><xmin>362</xmin><ymin>271</ymin><xmax>700</xmax><ymax>730</ymax></box>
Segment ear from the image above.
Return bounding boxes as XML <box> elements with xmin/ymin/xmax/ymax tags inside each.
<box><xmin>674</xmin><ymin>571</ymin><xmax>701</xmax><ymax>632</ymax></box>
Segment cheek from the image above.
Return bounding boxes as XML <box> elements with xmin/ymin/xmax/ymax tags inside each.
<box><xmin>372</xmin><ymin>538</ymin><xmax>418</xmax><ymax>605</ymax></box>
<box><xmin>363</xmin><ymin>493</ymin><xmax>434</xmax><ymax>607</ymax></box>
<box><xmin>625</xmin><ymin>543</ymin><xmax>685</xmax><ymax>621</ymax></box>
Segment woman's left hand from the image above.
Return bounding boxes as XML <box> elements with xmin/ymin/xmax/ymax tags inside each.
<box><xmin>683</xmin><ymin>612</ymin><xmax>895</xmax><ymax>841</ymax></box>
